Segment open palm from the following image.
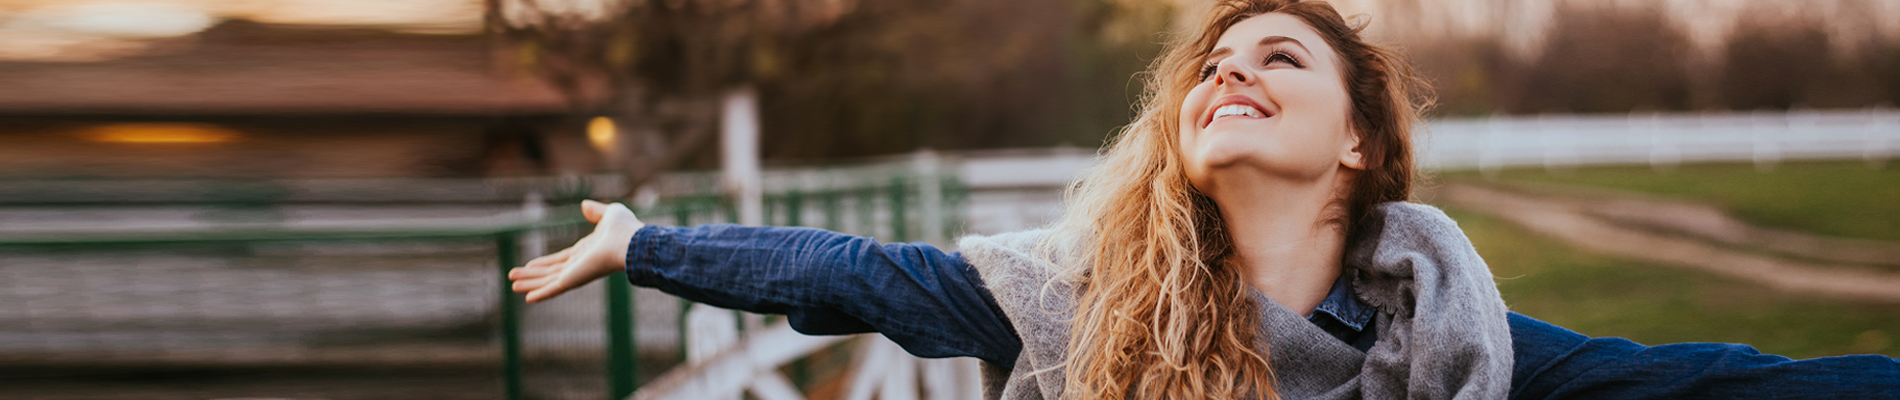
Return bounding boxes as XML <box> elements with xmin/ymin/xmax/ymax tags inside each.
<box><xmin>509</xmin><ymin>200</ymin><xmax>645</xmax><ymax>303</ymax></box>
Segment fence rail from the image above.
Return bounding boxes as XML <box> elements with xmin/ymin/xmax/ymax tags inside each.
<box><xmin>0</xmin><ymin>208</ymin><xmax>590</xmax><ymax>399</ymax></box>
<box><xmin>1423</xmin><ymin>109</ymin><xmax>1900</xmax><ymax>171</ymax></box>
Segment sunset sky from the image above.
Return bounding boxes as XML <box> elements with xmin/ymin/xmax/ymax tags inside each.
<box><xmin>0</xmin><ymin>0</ymin><xmax>481</xmax><ymax>61</ymax></box>
<box><xmin>0</xmin><ymin>0</ymin><xmax>1895</xmax><ymax>61</ymax></box>
<box><xmin>1312</xmin><ymin>0</ymin><xmax>1899</xmax><ymax>58</ymax></box>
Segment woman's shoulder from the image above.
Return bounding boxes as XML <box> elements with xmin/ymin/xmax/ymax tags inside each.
<box><xmin>956</xmin><ymin>228</ymin><xmax>1079</xmax><ymax>317</ymax></box>
<box><xmin>1348</xmin><ymin>201</ymin><xmax>1499</xmax><ymax>316</ymax></box>
<box><xmin>1349</xmin><ymin>201</ymin><xmax>1477</xmax><ymax>265</ymax></box>
<box><xmin>957</xmin><ymin>229</ymin><xmax>1055</xmax><ymax>256</ymax></box>
<box><xmin>956</xmin><ymin>229</ymin><xmax>1066</xmax><ymax>286</ymax></box>
<box><xmin>1362</xmin><ymin>201</ymin><xmax>1465</xmax><ymax>240</ymax></box>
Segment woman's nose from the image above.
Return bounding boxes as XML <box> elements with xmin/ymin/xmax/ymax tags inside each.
<box><xmin>1217</xmin><ymin>59</ymin><xmax>1255</xmax><ymax>85</ymax></box>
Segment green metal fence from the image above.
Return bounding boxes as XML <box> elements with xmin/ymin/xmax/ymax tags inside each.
<box><xmin>1</xmin><ymin>155</ymin><xmax>965</xmax><ymax>400</ymax></box>
<box><xmin>0</xmin><ymin>210</ymin><xmax>588</xmax><ymax>399</ymax></box>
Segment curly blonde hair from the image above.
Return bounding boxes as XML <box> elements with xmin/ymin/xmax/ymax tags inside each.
<box><xmin>1045</xmin><ymin>1</ymin><xmax>1428</xmax><ymax>398</ymax></box>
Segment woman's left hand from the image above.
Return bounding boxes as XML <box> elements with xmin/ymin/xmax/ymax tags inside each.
<box><xmin>508</xmin><ymin>200</ymin><xmax>645</xmax><ymax>303</ymax></box>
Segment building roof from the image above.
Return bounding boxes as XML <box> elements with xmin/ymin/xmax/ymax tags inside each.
<box><xmin>0</xmin><ymin>21</ymin><xmax>567</xmax><ymax>115</ymax></box>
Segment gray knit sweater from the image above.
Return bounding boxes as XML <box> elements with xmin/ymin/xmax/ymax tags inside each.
<box><xmin>956</xmin><ymin>202</ymin><xmax>1513</xmax><ymax>399</ymax></box>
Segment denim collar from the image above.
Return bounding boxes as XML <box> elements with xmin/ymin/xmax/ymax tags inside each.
<box><xmin>1307</xmin><ymin>270</ymin><xmax>1374</xmax><ymax>333</ymax></box>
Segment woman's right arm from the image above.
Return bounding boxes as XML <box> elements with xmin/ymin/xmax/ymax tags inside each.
<box><xmin>510</xmin><ymin>201</ymin><xmax>1022</xmax><ymax>366</ymax></box>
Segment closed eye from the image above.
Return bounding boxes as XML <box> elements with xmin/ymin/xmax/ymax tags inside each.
<box><xmin>1265</xmin><ymin>52</ymin><xmax>1302</xmax><ymax>68</ymax></box>
<box><xmin>1200</xmin><ymin>51</ymin><xmax>1303</xmax><ymax>81</ymax></box>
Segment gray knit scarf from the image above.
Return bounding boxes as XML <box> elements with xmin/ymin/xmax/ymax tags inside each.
<box><xmin>957</xmin><ymin>202</ymin><xmax>1513</xmax><ymax>399</ymax></box>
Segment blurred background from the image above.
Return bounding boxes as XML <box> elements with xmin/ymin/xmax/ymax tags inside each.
<box><xmin>1</xmin><ymin>0</ymin><xmax>1896</xmax><ymax>398</ymax></box>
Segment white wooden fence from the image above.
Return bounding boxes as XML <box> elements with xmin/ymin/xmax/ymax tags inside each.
<box><xmin>1421</xmin><ymin>109</ymin><xmax>1899</xmax><ymax>172</ymax></box>
<box><xmin>633</xmin><ymin>305</ymin><xmax>981</xmax><ymax>400</ymax></box>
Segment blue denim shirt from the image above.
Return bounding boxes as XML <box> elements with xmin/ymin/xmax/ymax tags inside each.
<box><xmin>626</xmin><ymin>224</ymin><xmax>1900</xmax><ymax>399</ymax></box>
<box><xmin>1310</xmin><ymin>270</ymin><xmax>1379</xmax><ymax>352</ymax></box>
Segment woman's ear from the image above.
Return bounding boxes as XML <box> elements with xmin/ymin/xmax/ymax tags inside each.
<box><xmin>1339</xmin><ymin>130</ymin><xmax>1368</xmax><ymax>171</ymax></box>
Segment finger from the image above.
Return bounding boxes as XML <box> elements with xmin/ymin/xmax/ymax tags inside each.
<box><xmin>512</xmin><ymin>280</ymin><xmax>538</xmax><ymax>294</ymax></box>
<box><xmin>523</xmin><ymin>247</ymin><xmax>575</xmax><ymax>270</ymax></box>
<box><xmin>509</xmin><ymin>265</ymin><xmax>555</xmax><ymax>280</ymax></box>
<box><xmin>603</xmin><ymin>202</ymin><xmax>634</xmax><ymax>220</ymax></box>
<box><xmin>525</xmin><ymin>284</ymin><xmax>570</xmax><ymax>303</ymax></box>
<box><xmin>512</xmin><ymin>275</ymin><xmax>555</xmax><ymax>293</ymax></box>
<box><xmin>582</xmin><ymin>199</ymin><xmax>606</xmax><ymax>223</ymax></box>
<box><xmin>511</xmin><ymin>274</ymin><xmax>544</xmax><ymax>293</ymax></box>
<box><xmin>524</xmin><ymin>243</ymin><xmax>581</xmax><ymax>267</ymax></box>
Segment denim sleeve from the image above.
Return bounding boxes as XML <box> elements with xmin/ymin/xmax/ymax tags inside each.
<box><xmin>625</xmin><ymin>224</ymin><xmax>1022</xmax><ymax>366</ymax></box>
<box><xmin>1508</xmin><ymin>312</ymin><xmax>1900</xmax><ymax>399</ymax></box>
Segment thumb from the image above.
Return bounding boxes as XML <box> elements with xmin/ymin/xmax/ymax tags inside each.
<box><xmin>581</xmin><ymin>199</ymin><xmax>606</xmax><ymax>223</ymax></box>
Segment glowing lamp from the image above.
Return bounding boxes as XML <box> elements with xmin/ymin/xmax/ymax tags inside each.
<box><xmin>79</xmin><ymin>123</ymin><xmax>239</xmax><ymax>144</ymax></box>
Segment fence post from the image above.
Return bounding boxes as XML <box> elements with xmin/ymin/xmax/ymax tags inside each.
<box><xmin>497</xmin><ymin>233</ymin><xmax>524</xmax><ymax>400</ymax></box>
<box><xmin>672</xmin><ymin>202</ymin><xmax>692</xmax><ymax>226</ymax></box>
<box><xmin>1868</xmin><ymin>107</ymin><xmax>1893</xmax><ymax>169</ymax></box>
<box><xmin>913</xmin><ymin>151</ymin><xmax>944</xmax><ymax>245</ymax></box>
<box><xmin>608</xmin><ymin>271</ymin><xmax>638</xmax><ymax>399</ymax></box>
<box><xmin>785</xmin><ymin>190</ymin><xmax>804</xmax><ymax>227</ymax></box>
<box><xmin>723</xmin><ymin>88</ymin><xmax>764</xmax><ymax>227</ymax></box>
<box><xmin>1752</xmin><ymin>110</ymin><xmax>1783</xmax><ymax>172</ymax></box>
<box><xmin>856</xmin><ymin>186</ymin><xmax>876</xmax><ymax>239</ymax></box>
<box><xmin>822</xmin><ymin>189</ymin><xmax>842</xmax><ymax>232</ymax></box>
<box><xmin>889</xmin><ymin>176</ymin><xmax>909</xmax><ymax>243</ymax></box>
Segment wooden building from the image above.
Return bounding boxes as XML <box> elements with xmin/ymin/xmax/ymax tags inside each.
<box><xmin>0</xmin><ymin>20</ymin><xmax>598</xmax><ymax>179</ymax></box>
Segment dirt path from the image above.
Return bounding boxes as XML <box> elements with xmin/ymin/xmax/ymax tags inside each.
<box><xmin>1438</xmin><ymin>182</ymin><xmax>1900</xmax><ymax>303</ymax></box>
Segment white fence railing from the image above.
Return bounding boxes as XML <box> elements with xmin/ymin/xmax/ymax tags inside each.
<box><xmin>947</xmin><ymin>110</ymin><xmax>1900</xmax><ymax>199</ymax></box>
<box><xmin>635</xmin><ymin>309</ymin><xmax>981</xmax><ymax>400</ymax></box>
<box><xmin>1421</xmin><ymin>109</ymin><xmax>1900</xmax><ymax>172</ymax></box>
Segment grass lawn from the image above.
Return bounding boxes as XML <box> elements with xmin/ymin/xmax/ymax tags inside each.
<box><xmin>1440</xmin><ymin>207</ymin><xmax>1900</xmax><ymax>359</ymax></box>
<box><xmin>1437</xmin><ymin>161</ymin><xmax>1900</xmax><ymax>242</ymax></box>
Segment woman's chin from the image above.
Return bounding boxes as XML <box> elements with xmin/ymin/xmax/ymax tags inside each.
<box><xmin>1196</xmin><ymin>156</ymin><xmax>1342</xmax><ymax>187</ymax></box>
<box><xmin>1192</xmin><ymin>141</ymin><xmax>1265</xmax><ymax>169</ymax></box>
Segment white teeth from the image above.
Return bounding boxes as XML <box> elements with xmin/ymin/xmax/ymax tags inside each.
<box><xmin>1212</xmin><ymin>104</ymin><xmax>1264</xmax><ymax>120</ymax></box>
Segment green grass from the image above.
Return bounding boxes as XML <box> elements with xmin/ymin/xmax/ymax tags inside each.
<box><xmin>1440</xmin><ymin>207</ymin><xmax>1900</xmax><ymax>359</ymax></box>
<box><xmin>1439</xmin><ymin>161</ymin><xmax>1900</xmax><ymax>242</ymax></box>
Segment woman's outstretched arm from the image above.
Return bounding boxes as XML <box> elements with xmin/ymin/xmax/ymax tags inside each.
<box><xmin>1508</xmin><ymin>312</ymin><xmax>1900</xmax><ymax>399</ymax></box>
<box><xmin>508</xmin><ymin>201</ymin><xmax>1022</xmax><ymax>366</ymax></box>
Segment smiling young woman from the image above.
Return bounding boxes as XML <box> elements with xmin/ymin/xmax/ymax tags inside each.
<box><xmin>1046</xmin><ymin>1</ymin><xmax>1441</xmax><ymax>398</ymax></box>
<box><xmin>506</xmin><ymin>1</ymin><xmax>1900</xmax><ymax>399</ymax></box>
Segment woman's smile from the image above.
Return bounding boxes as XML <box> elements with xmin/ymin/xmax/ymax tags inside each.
<box><xmin>1201</xmin><ymin>94</ymin><xmax>1276</xmax><ymax>129</ymax></box>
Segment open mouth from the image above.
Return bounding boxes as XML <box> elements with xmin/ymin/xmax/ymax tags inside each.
<box><xmin>1201</xmin><ymin>95</ymin><xmax>1275</xmax><ymax>129</ymax></box>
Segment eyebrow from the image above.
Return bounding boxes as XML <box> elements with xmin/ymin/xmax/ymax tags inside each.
<box><xmin>1203</xmin><ymin>36</ymin><xmax>1309</xmax><ymax>63</ymax></box>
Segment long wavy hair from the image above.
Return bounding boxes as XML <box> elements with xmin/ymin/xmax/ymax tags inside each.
<box><xmin>1044</xmin><ymin>0</ymin><xmax>1429</xmax><ymax>398</ymax></box>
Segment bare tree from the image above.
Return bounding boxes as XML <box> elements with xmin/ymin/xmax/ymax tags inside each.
<box><xmin>1720</xmin><ymin>15</ymin><xmax>1833</xmax><ymax>110</ymax></box>
<box><xmin>486</xmin><ymin>0</ymin><xmax>852</xmax><ymax>196</ymax></box>
<box><xmin>1513</xmin><ymin>3</ymin><xmax>1693</xmax><ymax>113</ymax></box>
<box><xmin>487</xmin><ymin>0</ymin><xmax>1177</xmax><ymax>177</ymax></box>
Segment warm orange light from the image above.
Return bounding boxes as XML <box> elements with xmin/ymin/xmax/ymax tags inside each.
<box><xmin>79</xmin><ymin>123</ymin><xmax>240</xmax><ymax>144</ymax></box>
<box><xmin>587</xmin><ymin>116</ymin><xmax>617</xmax><ymax>152</ymax></box>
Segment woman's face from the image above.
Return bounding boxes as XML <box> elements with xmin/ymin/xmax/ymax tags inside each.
<box><xmin>1178</xmin><ymin>13</ymin><xmax>1362</xmax><ymax>194</ymax></box>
